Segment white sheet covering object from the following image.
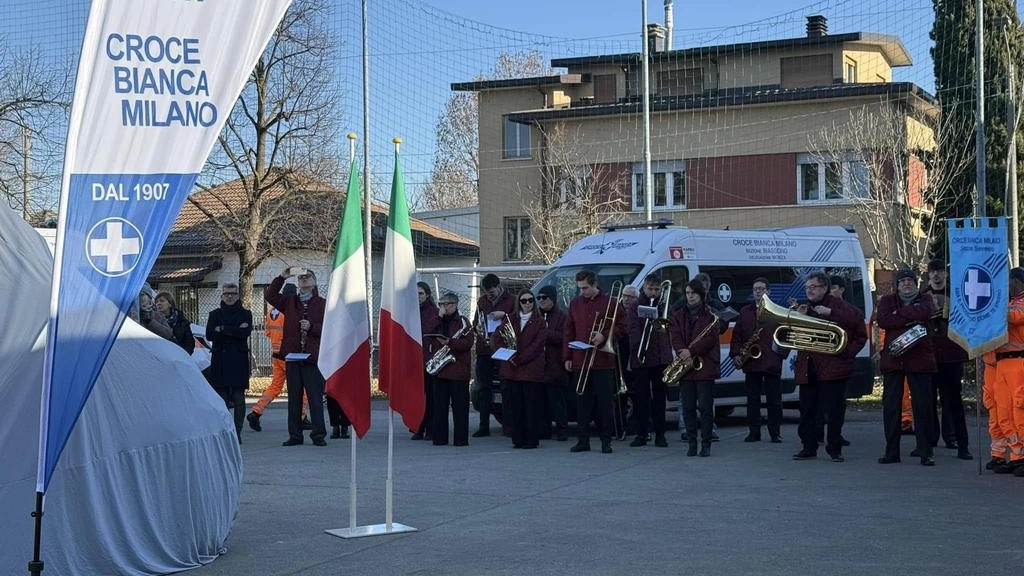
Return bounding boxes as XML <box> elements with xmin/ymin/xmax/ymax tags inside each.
<box><xmin>0</xmin><ymin>205</ymin><xmax>242</xmax><ymax>575</ymax></box>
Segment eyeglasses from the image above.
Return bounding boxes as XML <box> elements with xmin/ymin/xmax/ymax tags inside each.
<box><xmin>222</xmin><ymin>292</ymin><xmax>238</xmax><ymax>296</ymax></box>
<box><xmin>537</xmin><ymin>295</ymin><xmax>550</xmax><ymax>300</ymax></box>
<box><xmin>297</xmin><ymin>274</ymin><xmax>313</xmax><ymax>280</ymax></box>
<box><xmin>520</xmin><ymin>298</ymin><xmax>535</xmax><ymax>304</ymax></box>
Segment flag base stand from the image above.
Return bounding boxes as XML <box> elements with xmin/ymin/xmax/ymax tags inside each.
<box><xmin>325</xmin><ymin>523</ymin><xmax>417</xmax><ymax>539</ymax></box>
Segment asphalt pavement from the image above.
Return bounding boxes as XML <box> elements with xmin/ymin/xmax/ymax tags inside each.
<box><xmin>187</xmin><ymin>401</ymin><xmax>1021</xmax><ymax>576</ymax></box>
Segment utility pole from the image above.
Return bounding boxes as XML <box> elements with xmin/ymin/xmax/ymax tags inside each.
<box><xmin>641</xmin><ymin>0</ymin><xmax>653</xmax><ymax>222</ymax></box>
<box><xmin>975</xmin><ymin>0</ymin><xmax>987</xmax><ymax>219</ymax></box>
<box><xmin>1009</xmin><ymin>51</ymin><xmax>1019</xmax><ymax>267</ymax></box>
<box><xmin>22</xmin><ymin>125</ymin><xmax>29</xmax><ymax>222</ymax></box>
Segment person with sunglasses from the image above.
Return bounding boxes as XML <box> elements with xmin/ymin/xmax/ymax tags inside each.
<box><xmin>537</xmin><ymin>285</ymin><xmax>570</xmax><ymax>441</ymax></box>
<box><xmin>207</xmin><ymin>283</ymin><xmax>253</xmax><ymax>443</ymax></box>
<box><xmin>495</xmin><ymin>289</ymin><xmax>547</xmax><ymax>449</ymax></box>
<box><xmin>791</xmin><ymin>271</ymin><xmax>867</xmax><ymax>463</ymax></box>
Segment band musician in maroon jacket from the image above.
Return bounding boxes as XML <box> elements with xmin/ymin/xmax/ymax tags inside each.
<box><xmin>669</xmin><ymin>279</ymin><xmax>721</xmax><ymax>457</ymax></box>
<box><xmin>563</xmin><ymin>270</ymin><xmax>626</xmax><ymax>454</ymax></box>
<box><xmin>432</xmin><ymin>292</ymin><xmax>474</xmax><ymax>447</ymax></box>
<box><xmin>495</xmin><ymin>289</ymin><xmax>547</xmax><ymax>449</ymax></box>
<box><xmin>730</xmin><ymin>277</ymin><xmax>786</xmax><ymax>444</ymax></box>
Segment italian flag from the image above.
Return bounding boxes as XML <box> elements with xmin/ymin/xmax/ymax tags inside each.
<box><xmin>319</xmin><ymin>158</ymin><xmax>371</xmax><ymax>438</ymax></box>
<box><xmin>378</xmin><ymin>144</ymin><xmax>424</xmax><ymax>431</ymax></box>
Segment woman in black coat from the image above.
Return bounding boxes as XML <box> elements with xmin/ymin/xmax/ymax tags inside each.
<box><xmin>206</xmin><ymin>283</ymin><xmax>253</xmax><ymax>442</ymax></box>
<box><xmin>155</xmin><ymin>291</ymin><xmax>195</xmax><ymax>355</ymax></box>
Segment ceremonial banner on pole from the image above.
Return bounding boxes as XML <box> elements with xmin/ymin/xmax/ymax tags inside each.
<box><xmin>378</xmin><ymin>142</ymin><xmax>425</xmax><ymax>432</ymax></box>
<box><xmin>321</xmin><ymin>157</ymin><xmax>372</xmax><ymax>439</ymax></box>
<box><xmin>947</xmin><ymin>217</ymin><xmax>1009</xmax><ymax>357</ymax></box>
<box><xmin>38</xmin><ymin>0</ymin><xmax>292</xmax><ymax>492</ymax></box>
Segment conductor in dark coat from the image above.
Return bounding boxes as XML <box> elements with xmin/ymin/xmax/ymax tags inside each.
<box><xmin>206</xmin><ymin>283</ymin><xmax>253</xmax><ymax>442</ymax></box>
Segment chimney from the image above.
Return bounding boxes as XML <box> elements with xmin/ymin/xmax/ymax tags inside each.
<box><xmin>646</xmin><ymin>23</ymin><xmax>666</xmax><ymax>54</ymax></box>
<box><xmin>664</xmin><ymin>0</ymin><xmax>674</xmax><ymax>51</ymax></box>
<box><xmin>806</xmin><ymin>15</ymin><xmax>828</xmax><ymax>38</ymax></box>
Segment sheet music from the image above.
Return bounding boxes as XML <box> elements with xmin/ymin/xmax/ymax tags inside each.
<box><xmin>568</xmin><ymin>340</ymin><xmax>594</xmax><ymax>350</ymax></box>
<box><xmin>284</xmin><ymin>352</ymin><xmax>310</xmax><ymax>361</ymax></box>
<box><xmin>491</xmin><ymin>347</ymin><xmax>516</xmax><ymax>361</ymax></box>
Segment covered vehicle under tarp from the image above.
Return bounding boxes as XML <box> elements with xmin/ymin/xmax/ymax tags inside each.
<box><xmin>0</xmin><ymin>205</ymin><xmax>242</xmax><ymax>576</ymax></box>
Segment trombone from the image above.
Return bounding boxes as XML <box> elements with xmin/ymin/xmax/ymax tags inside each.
<box><xmin>636</xmin><ymin>279</ymin><xmax>672</xmax><ymax>364</ymax></box>
<box><xmin>576</xmin><ymin>280</ymin><xmax>623</xmax><ymax>395</ymax></box>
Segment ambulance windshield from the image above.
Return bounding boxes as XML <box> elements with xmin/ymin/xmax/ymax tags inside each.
<box><xmin>532</xmin><ymin>264</ymin><xmax>643</xmax><ymax>309</ymax></box>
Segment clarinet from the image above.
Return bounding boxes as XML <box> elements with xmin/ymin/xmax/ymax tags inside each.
<box><xmin>300</xmin><ymin>301</ymin><xmax>309</xmax><ymax>353</ymax></box>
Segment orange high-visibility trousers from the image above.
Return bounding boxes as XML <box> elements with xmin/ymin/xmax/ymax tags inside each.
<box><xmin>901</xmin><ymin>380</ymin><xmax>914</xmax><ymax>430</ymax></box>
<box><xmin>997</xmin><ymin>357</ymin><xmax>1024</xmax><ymax>463</ymax></box>
<box><xmin>984</xmin><ymin>354</ymin><xmax>1009</xmax><ymax>460</ymax></box>
<box><xmin>252</xmin><ymin>357</ymin><xmax>308</xmax><ymax>416</ymax></box>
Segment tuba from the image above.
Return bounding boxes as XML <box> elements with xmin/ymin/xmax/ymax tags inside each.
<box><xmin>662</xmin><ymin>308</ymin><xmax>720</xmax><ymax>385</ymax></box>
<box><xmin>426</xmin><ymin>318</ymin><xmax>472</xmax><ymax>375</ymax></box>
<box><xmin>756</xmin><ymin>294</ymin><xmax>847</xmax><ymax>355</ymax></box>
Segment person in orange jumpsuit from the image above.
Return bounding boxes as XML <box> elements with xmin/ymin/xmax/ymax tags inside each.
<box><xmin>247</xmin><ymin>283</ymin><xmax>307</xmax><ymax>431</ymax></box>
<box><xmin>992</xmin><ymin>267</ymin><xmax>1024</xmax><ymax>476</ymax></box>
<box><xmin>983</xmin><ymin>351</ymin><xmax>1005</xmax><ymax>469</ymax></box>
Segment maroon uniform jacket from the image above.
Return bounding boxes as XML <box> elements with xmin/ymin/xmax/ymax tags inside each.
<box><xmin>794</xmin><ymin>294</ymin><xmax>868</xmax><ymax>384</ymax></box>
<box><xmin>541</xmin><ymin>307</ymin><xmax>570</xmax><ymax>384</ymax></box>
<box><xmin>474</xmin><ymin>289</ymin><xmax>516</xmax><ymax>356</ymax></box>
<box><xmin>669</xmin><ymin>304</ymin><xmax>721</xmax><ymax>381</ymax></box>
<box><xmin>496</xmin><ymin>314</ymin><xmax>546</xmax><ymax>382</ymax></box>
<box><xmin>729</xmin><ymin>303</ymin><xmax>784</xmax><ymax>375</ymax></box>
<box><xmin>876</xmin><ymin>292</ymin><xmax>937</xmax><ymax>374</ymax></box>
<box><xmin>628</xmin><ymin>295</ymin><xmax>674</xmax><ymax>370</ymax></box>
<box><xmin>563</xmin><ymin>291</ymin><xmax>626</xmax><ymax>371</ymax></box>
<box><xmin>920</xmin><ymin>284</ymin><xmax>968</xmax><ymax>363</ymax></box>
<box><xmin>434</xmin><ymin>313</ymin><xmax>474</xmax><ymax>381</ymax></box>
<box><xmin>420</xmin><ymin>299</ymin><xmax>443</xmax><ymax>366</ymax></box>
<box><xmin>265</xmin><ymin>275</ymin><xmax>326</xmax><ymax>363</ymax></box>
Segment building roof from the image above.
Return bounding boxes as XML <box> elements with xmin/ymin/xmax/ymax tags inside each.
<box><xmin>165</xmin><ymin>175</ymin><xmax>478</xmax><ymax>258</ymax></box>
<box><xmin>451</xmin><ymin>74</ymin><xmax>584</xmax><ymax>92</ymax></box>
<box><xmin>549</xmin><ymin>32</ymin><xmax>912</xmax><ymax>69</ymax></box>
<box><xmin>505</xmin><ymin>82</ymin><xmax>935</xmax><ymax>124</ymax></box>
<box><xmin>148</xmin><ymin>255</ymin><xmax>223</xmax><ymax>284</ymax></box>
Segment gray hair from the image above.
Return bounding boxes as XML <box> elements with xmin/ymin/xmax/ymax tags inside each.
<box><xmin>222</xmin><ymin>283</ymin><xmax>239</xmax><ymax>292</ymax></box>
<box><xmin>440</xmin><ymin>292</ymin><xmax>460</xmax><ymax>303</ymax></box>
<box><xmin>622</xmin><ymin>285</ymin><xmax>640</xmax><ymax>297</ymax></box>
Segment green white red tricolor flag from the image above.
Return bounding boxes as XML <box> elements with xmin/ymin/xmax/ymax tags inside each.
<box><xmin>377</xmin><ymin>143</ymin><xmax>424</xmax><ymax>431</ymax></box>
<box><xmin>319</xmin><ymin>158</ymin><xmax>371</xmax><ymax>438</ymax></box>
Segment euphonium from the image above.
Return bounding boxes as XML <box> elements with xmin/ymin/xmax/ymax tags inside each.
<box><xmin>662</xmin><ymin>309</ymin><xmax>720</xmax><ymax>385</ymax></box>
<box><xmin>756</xmin><ymin>294</ymin><xmax>847</xmax><ymax>355</ymax></box>
<box><xmin>426</xmin><ymin>318</ymin><xmax>472</xmax><ymax>375</ymax></box>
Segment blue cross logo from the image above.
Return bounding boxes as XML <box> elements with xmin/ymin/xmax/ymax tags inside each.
<box><xmin>959</xmin><ymin>265</ymin><xmax>993</xmax><ymax>312</ymax></box>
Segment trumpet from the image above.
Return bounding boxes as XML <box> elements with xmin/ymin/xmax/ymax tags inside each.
<box><xmin>662</xmin><ymin>308</ymin><xmax>720</xmax><ymax>385</ymax></box>
<box><xmin>576</xmin><ymin>280</ymin><xmax>623</xmax><ymax>395</ymax></box>
<box><xmin>757</xmin><ymin>294</ymin><xmax>847</xmax><ymax>355</ymax></box>
<box><xmin>426</xmin><ymin>318</ymin><xmax>472</xmax><ymax>375</ymax></box>
<box><xmin>637</xmin><ymin>280</ymin><xmax>672</xmax><ymax>364</ymax></box>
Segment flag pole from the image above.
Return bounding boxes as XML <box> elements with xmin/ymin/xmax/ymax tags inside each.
<box><xmin>347</xmin><ymin>134</ymin><xmax>359</xmax><ymax>530</ymax></box>
<box><xmin>385</xmin><ymin>137</ymin><xmax>401</xmax><ymax>532</ymax></box>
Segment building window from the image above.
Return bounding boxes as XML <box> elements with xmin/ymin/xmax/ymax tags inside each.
<box><xmin>504</xmin><ymin>217</ymin><xmax>531</xmax><ymax>261</ymax></box>
<box><xmin>780</xmin><ymin>54</ymin><xmax>832</xmax><ymax>89</ymax></box>
<box><xmin>657</xmin><ymin>68</ymin><xmax>703</xmax><ymax>96</ymax></box>
<box><xmin>558</xmin><ymin>165</ymin><xmax>593</xmax><ymax>206</ymax></box>
<box><xmin>593</xmin><ymin>74</ymin><xmax>616</xmax><ymax>104</ymax></box>
<box><xmin>845</xmin><ymin>57</ymin><xmax>857</xmax><ymax>83</ymax></box>
<box><xmin>632</xmin><ymin>161</ymin><xmax>685</xmax><ymax>210</ymax></box>
<box><xmin>797</xmin><ymin>152</ymin><xmax>869</xmax><ymax>203</ymax></box>
<box><xmin>503</xmin><ymin>117</ymin><xmax>531</xmax><ymax>159</ymax></box>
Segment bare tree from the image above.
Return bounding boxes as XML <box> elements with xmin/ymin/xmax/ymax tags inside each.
<box><xmin>0</xmin><ymin>42</ymin><xmax>71</xmax><ymax>220</ymax></box>
<box><xmin>809</xmin><ymin>103</ymin><xmax>973</xmax><ymax>270</ymax></box>
<box><xmin>419</xmin><ymin>50</ymin><xmax>549</xmax><ymax>211</ymax></box>
<box><xmin>522</xmin><ymin>123</ymin><xmax>628</xmax><ymax>263</ymax></box>
<box><xmin>187</xmin><ymin>0</ymin><xmax>341</xmax><ymax>307</ymax></box>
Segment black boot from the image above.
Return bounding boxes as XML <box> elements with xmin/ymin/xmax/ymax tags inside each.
<box><xmin>340</xmin><ymin>425</ymin><xmax>350</xmax><ymax>439</ymax></box>
<box><xmin>246</xmin><ymin>411</ymin><xmax>262</xmax><ymax>432</ymax></box>
<box><xmin>699</xmin><ymin>442</ymin><xmax>711</xmax><ymax>457</ymax></box>
<box><xmin>687</xmin><ymin>438</ymin><xmax>698</xmax><ymax>457</ymax></box>
<box><xmin>957</xmin><ymin>446</ymin><xmax>974</xmax><ymax>460</ymax></box>
<box><xmin>330</xmin><ymin>425</ymin><xmax>341</xmax><ymax>439</ymax></box>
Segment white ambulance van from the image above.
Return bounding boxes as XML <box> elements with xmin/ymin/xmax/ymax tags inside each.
<box><xmin>531</xmin><ymin>222</ymin><xmax>875</xmax><ymax>413</ymax></box>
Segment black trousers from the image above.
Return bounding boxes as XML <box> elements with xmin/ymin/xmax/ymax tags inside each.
<box><xmin>797</xmin><ymin>374</ymin><xmax>847</xmax><ymax>455</ymax></box>
<box><xmin>745</xmin><ymin>371</ymin><xmax>782</xmax><ymax>437</ymax></box>
<box><xmin>326</xmin><ymin>396</ymin><xmax>350</xmax><ymax>428</ymax></box>
<box><xmin>218</xmin><ymin>388</ymin><xmax>246</xmax><ymax>435</ymax></box>
<box><xmin>930</xmin><ymin>362</ymin><xmax>968</xmax><ymax>448</ymax></box>
<box><xmin>633</xmin><ymin>365</ymin><xmax>668</xmax><ymax>436</ymax></box>
<box><xmin>417</xmin><ymin>371</ymin><xmax>434</xmax><ymax>436</ymax></box>
<box><xmin>681</xmin><ymin>379</ymin><xmax>714</xmax><ymax>445</ymax></box>
<box><xmin>475</xmin><ymin>355</ymin><xmax>498</xmax><ymax>430</ymax></box>
<box><xmin>285</xmin><ymin>360</ymin><xmax>326</xmax><ymax>442</ymax></box>
<box><xmin>543</xmin><ymin>381</ymin><xmax>568</xmax><ymax>435</ymax></box>
<box><xmin>883</xmin><ymin>371</ymin><xmax>935</xmax><ymax>459</ymax></box>
<box><xmin>433</xmin><ymin>377</ymin><xmax>469</xmax><ymax>445</ymax></box>
<box><xmin>505</xmin><ymin>379</ymin><xmax>545</xmax><ymax>448</ymax></box>
<box><xmin>575</xmin><ymin>369</ymin><xmax>615</xmax><ymax>444</ymax></box>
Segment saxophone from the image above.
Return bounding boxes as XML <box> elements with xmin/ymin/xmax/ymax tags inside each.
<box><xmin>426</xmin><ymin>318</ymin><xmax>471</xmax><ymax>375</ymax></box>
<box><xmin>663</xmin><ymin>309</ymin><xmax>720</xmax><ymax>385</ymax></box>
<box><xmin>736</xmin><ymin>327</ymin><xmax>763</xmax><ymax>369</ymax></box>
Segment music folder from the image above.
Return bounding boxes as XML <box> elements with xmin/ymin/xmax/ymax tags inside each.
<box><xmin>285</xmin><ymin>352</ymin><xmax>310</xmax><ymax>361</ymax></box>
